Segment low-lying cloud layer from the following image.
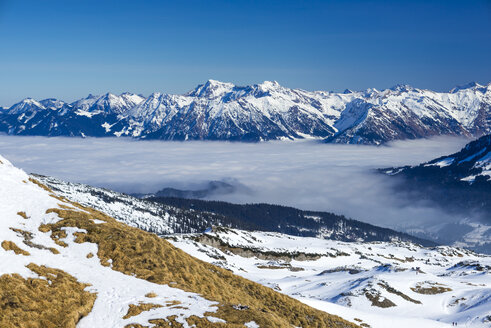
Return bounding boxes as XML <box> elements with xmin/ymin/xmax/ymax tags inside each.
<box><xmin>0</xmin><ymin>135</ymin><xmax>471</xmax><ymax>230</ymax></box>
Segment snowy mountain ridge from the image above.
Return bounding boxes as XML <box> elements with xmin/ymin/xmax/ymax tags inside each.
<box><xmin>384</xmin><ymin>134</ymin><xmax>491</xmax><ymax>184</ymax></box>
<box><xmin>32</xmin><ymin>171</ymin><xmax>491</xmax><ymax>326</ymax></box>
<box><xmin>1</xmin><ymin>80</ymin><xmax>490</xmax><ymax>144</ymax></box>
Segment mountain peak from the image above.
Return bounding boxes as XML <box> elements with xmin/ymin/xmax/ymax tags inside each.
<box><xmin>389</xmin><ymin>84</ymin><xmax>414</xmax><ymax>92</ymax></box>
<box><xmin>84</xmin><ymin>93</ymin><xmax>99</xmax><ymax>100</ymax></box>
<box><xmin>39</xmin><ymin>98</ymin><xmax>66</xmax><ymax>110</ymax></box>
<box><xmin>98</xmin><ymin>92</ymin><xmax>114</xmax><ymax>99</ymax></box>
<box><xmin>20</xmin><ymin>97</ymin><xmax>38</xmax><ymax>103</ymax></box>
<box><xmin>7</xmin><ymin>97</ymin><xmax>46</xmax><ymax>114</ymax></box>
<box><xmin>189</xmin><ymin>79</ymin><xmax>235</xmax><ymax>98</ymax></box>
<box><xmin>257</xmin><ymin>80</ymin><xmax>282</xmax><ymax>91</ymax></box>
<box><xmin>450</xmin><ymin>81</ymin><xmax>485</xmax><ymax>93</ymax></box>
<box><xmin>260</xmin><ymin>80</ymin><xmax>280</xmax><ymax>87</ymax></box>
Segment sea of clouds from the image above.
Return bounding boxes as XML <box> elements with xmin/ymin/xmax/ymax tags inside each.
<box><xmin>0</xmin><ymin>135</ymin><xmax>471</xmax><ymax>230</ymax></box>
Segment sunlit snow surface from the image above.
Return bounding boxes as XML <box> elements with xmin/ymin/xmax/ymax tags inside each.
<box><xmin>169</xmin><ymin>228</ymin><xmax>491</xmax><ymax>328</ymax></box>
<box><xmin>0</xmin><ymin>156</ymin><xmax>221</xmax><ymax>327</ymax></box>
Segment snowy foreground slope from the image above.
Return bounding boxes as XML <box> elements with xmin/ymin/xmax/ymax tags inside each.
<box><xmin>1</xmin><ymin>80</ymin><xmax>490</xmax><ymax>144</ymax></box>
<box><xmin>0</xmin><ymin>155</ymin><xmax>356</xmax><ymax>327</ymax></box>
<box><xmin>169</xmin><ymin>228</ymin><xmax>491</xmax><ymax>328</ymax></box>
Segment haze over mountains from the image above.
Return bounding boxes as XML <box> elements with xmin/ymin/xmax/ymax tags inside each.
<box><xmin>381</xmin><ymin>135</ymin><xmax>491</xmax><ymax>253</ymax></box>
<box><xmin>1</xmin><ymin>80</ymin><xmax>490</xmax><ymax>144</ymax></box>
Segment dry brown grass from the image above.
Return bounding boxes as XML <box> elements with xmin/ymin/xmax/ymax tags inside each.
<box><xmin>28</xmin><ymin>177</ymin><xmax>53</xmax><ymax>193</ymax></box>
<box><xmin>411</xmin><ymin>282</ymin><xmax>452</xmax><ymax>295</ymax></box>
<box><xmin>38</xmin><ymin>225</ymin><xmax>68</xmax><ymax>247</ymax></box>
<box><xmin>17</xmin><ymin>211</ymin><xmax>28</xmax><ymax>219</ymax></box>
<box><xmin>1</xmin><ymin>240</ymin><xmax>30</xmax><ymax>256</ymax></box>
<box><xmin>40</xmin><ymin>205</ymin><xmax>358</xmax><ymax>328</ymax></box>
<box><xmin>364</xmin><ymin>290</ymin><xmax>396</xmax><ymax>308</ymax></box>
<box><xmin>145</xmin><ymin>292</ymin><xmax>158</xmax><ymax>298</ymax></box>
<box><xmin>9</xmin><ymin>227</ymin><xmax>59</xmax><ymax>255</ymax></box>
<box><xmin>377</xmin><ymin>282</ymin><xmax>421</xmax><ymax>304</ymax></box>
<box><xmin>124</xmin><ymin>316</ymin><xmax>230</xmax><ymax>328</ymax></box>
<box><xmin>0</xmin><ymin>263</ymin><xmax>96</xmax><ymax>328</ymax></box>
<box><xmin>123</xmin><ymin>303</ymin><xmax>163</xmax><ymax>319</ymax></box>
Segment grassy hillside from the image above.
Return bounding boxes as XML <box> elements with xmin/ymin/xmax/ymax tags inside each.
<box><xmin>40</xmin><ymin>204</ymin><xmax>357</xmax><ymax>327</ymax></box>
<box><xmin>0</xmin><ymin>264</ymin><xmax>96</xmax><ymax>328</ymax></box>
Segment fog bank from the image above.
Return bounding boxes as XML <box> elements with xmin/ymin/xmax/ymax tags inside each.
<box><xmin>0</xmin><ymin>135</ymin><xmax>471</xmax><ymax>230</ymax></box>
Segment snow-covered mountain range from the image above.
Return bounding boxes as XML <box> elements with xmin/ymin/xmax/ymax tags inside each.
<box><xmin>1</xmin><ymin>80</ymin><xmax>490</xmax><ymax>144</ymax></box>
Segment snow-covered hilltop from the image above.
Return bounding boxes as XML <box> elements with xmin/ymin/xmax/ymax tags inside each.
<box><xmin>1</xmin><ymin>80</ymin><xmax>490</xmax><ymax>144</ymax></box>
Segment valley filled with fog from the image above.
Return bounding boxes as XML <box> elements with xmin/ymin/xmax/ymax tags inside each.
<box><xmin>0</xmin><ymin>135</ymin><xmax>472</xmax><ymax>232</ymax></box>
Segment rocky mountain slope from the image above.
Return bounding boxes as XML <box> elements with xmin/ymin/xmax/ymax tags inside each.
<box><xmin>1</xmin><ymin>80</ymin><xmax>490</xmax><ymax>144</ymax></box>
<box><xmin>169</xmin><ymin>227</ymin><xmax>491</xmax><ymax>328</ymax></box>
<box><xmin>0</xmin><ymin>155</ymin><xmax>356</xmax><ymax>327</ymax></box>
<box><xmin>34</xmin><ymin>174</ymin><xmax>435</xmax><ymax>246</ymax></box>
<box><xmin>380</xmin><ymin>135</ymin><xmax>491</xmax><ymax>253</ymax></box>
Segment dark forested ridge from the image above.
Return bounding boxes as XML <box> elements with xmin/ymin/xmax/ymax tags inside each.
<box><xmin>36</xmin><ymin>173</ymin><xmax>436</xmax><ymax>246</ymax></box>
<box><xmin>148</xmin><ymin>197</ymin><xmax>437</xmax><ymax>246</ymax></box>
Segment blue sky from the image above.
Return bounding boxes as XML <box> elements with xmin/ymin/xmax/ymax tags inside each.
<box><xmin>0</xmin><ymin>0</ymin><xmax>490</xmax><ymax>105</ymax></box>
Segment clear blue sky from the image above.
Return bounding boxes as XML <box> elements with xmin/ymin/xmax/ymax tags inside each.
<box><xmin>1</xmin><ymin>0</ymin><xmax>490</xmax><ymax>105</ymax></box>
